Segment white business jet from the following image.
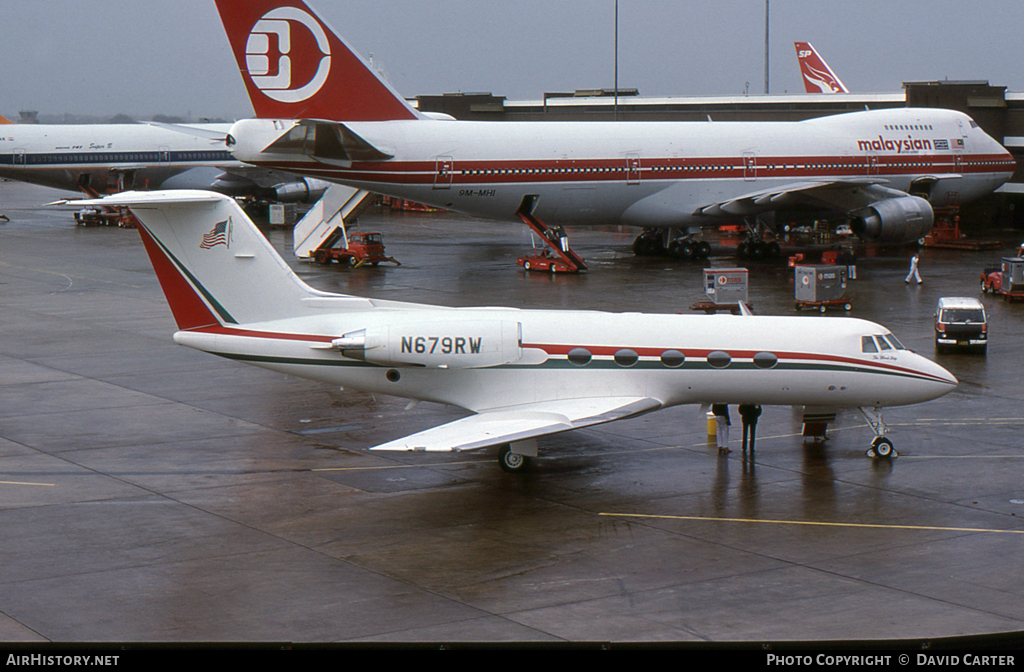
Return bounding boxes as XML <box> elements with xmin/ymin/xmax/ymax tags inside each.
<box><xmin>66</xmin><ymin>190</ymin><xmax>957</xmax><ymax>470</ymax></box>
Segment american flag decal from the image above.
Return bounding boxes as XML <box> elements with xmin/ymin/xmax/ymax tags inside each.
<box><xmin>200</xmin><ymin>219</ymin><xmax>230</xmax><ymax>249</ymax></box>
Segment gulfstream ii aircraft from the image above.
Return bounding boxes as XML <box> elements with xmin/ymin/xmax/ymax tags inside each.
<box><xmin>213</xmin><ymin>0</ymin><xmax>1013</xmax><ymax>262</ymax></box>
<box><xmin>68</xmin><ymin>190</ymin><xmax>957</xmax><ymax>470</ymax></box>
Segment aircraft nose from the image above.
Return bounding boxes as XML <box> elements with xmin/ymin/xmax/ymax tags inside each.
<box><xmin>918</xmin><ymin>355</ymin><xmax>958</xmax><ymax>399</ymax></box>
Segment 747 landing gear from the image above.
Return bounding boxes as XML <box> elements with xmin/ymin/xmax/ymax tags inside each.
<box><xmin>860</xmin><ymin>407</ymin><xmax>898</xmax><ymax>458</ymax></box>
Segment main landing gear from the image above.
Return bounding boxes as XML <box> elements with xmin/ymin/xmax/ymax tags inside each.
<box><xmin>860</xmin><ymin>407</ymin><xmax>897</xmax><ymax>458</ymax></box>
<box><xmin>633</xmin><ymin>228</ymin><xmax>711</xmax><ymax>260</ymax></box>
<box><xmin>498</xmin><ymin>439</ymin><xmax>538</xmax><ymax>473</ymax></box>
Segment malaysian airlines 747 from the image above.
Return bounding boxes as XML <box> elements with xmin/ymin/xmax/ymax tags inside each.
<box><xmin>213</xmin><ymin>0</ymin><xmax>1013</xmax><ymax>263</ymax></box>
<box><xmin>69</xmin><ymin>189</ymin><xmax>957</xmax><ymax>469</ymax></box>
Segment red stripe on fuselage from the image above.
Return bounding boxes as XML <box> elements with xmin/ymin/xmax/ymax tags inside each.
<box><xmin>248</xmin><ymin>152</ymin><xmax>1014</xmax><ymax>187</ymax></box>
<box><xmin>522</xmin><ymin>342</ymin><xmax>949</xmax><ymax>383</ymax></box>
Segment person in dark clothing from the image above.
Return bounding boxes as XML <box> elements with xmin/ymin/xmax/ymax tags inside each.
<box><xmin>738</xmin><ymin>404</ymin><xmax>762</xmax><ymax>453</ymax></box>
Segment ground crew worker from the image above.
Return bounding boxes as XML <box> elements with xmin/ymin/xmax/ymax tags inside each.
<box><xmin>905</xmin><ymin>253</ymin><xmax>922</xmax><ymax>284</ymax></box>
<box><xmin>738</xmin><ymin>404</ymin><xmax>762</xmax><ymax>453</ymax></box>
<box><xmin>712</xmin><ymin>404</ymin><xmax>731</xmax><ymax>454</ymax></box>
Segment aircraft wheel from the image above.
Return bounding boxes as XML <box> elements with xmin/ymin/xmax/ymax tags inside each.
<box><xmin>696</xmin><ymin>241</ymin><xmax>712</xmax><ymax>259</ymax></box>
<box><xmin>871</xmin><ymin>436</ymin><xmax>894</xmax><ymax>458</ymax></box>
<box><xmin>498</xmin><ymin>445</ymin><xmax>530</xmax><ymax>473</ymax></box>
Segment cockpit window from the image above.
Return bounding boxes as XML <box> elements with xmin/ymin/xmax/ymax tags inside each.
<box><xmin>876</xmin><ymin>336</ymin><xmax>892</xmax><ymax>351</ymax></box>
<box><xmin>883</xmin><ymin>333</ymin><xmax>906</xmax><ymax>350</ymax></box>
<box><xmin>861</xmin><ymin>336</ymin><xmax>878</xmax><ymax>353</ymax></box>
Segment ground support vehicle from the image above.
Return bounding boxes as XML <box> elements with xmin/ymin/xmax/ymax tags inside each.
<box><xmin>934</xmin><ymin>296</ymin><xmax>988</xmax><ymax>354</ymax></box>
<box><xmin>313</xmin><ymin>232</ymin><xmax>399</xmax><ymax>267</ymax></box>
<box><xmin>980</xmin><ymin>257</ymin><xmax>1024</xmax><ymax>302</ymax></box>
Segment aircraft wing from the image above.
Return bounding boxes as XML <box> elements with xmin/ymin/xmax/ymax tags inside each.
<box><xmin>369</xmin><ymin>396</ymin><xmax>662</xmax><ymax>452</ymax></box>
<box><xmin>695</xmin><ymin>178</ymin><xmax>910</xmax><ymax>217</ymax></box>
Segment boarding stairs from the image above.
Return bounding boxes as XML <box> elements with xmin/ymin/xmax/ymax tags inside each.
<box><xmin>293</xmin><ymin>184</ymin><xmax>375</xmax><ymax>259</ymax></box>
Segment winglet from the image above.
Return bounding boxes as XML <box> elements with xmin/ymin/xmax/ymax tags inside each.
<box><xmin>794</xmin><ymin>42</ymin><xmax>849</xmax><ymax>94</ymax></box>
<box><xmin>213</xmin><ymin>0</ymin><xmax>422</xmax><ymax>121</ymax></box>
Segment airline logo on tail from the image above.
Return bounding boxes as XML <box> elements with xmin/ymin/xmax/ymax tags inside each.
<box><xmin>794</xmin><ymin>42</ymin><xmax>849</xmax><ymax>94</ymax></box>
<box><xmin>246</xmin><ymin>7</ymin><xmax>331</xmax><ymax>103</ymax></box>
<box><xmin>215</xmin><ymin>0</ymin><xmax>420</xmax><ymax>121</ymax></box>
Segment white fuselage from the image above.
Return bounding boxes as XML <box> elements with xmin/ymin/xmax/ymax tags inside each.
<box><xmin>0</xmin><ymin>123</ymin><xmax>239</xmax><ymax>192</ymax></box>
<box><xmin>173</xmin><ymin>306</ymin><xmax>957</xmax><ymax>414</ymax></box>
<box><xmin>228</xmin><ymin>107</ymin><xmax>1014</xmax><ymax>228</ymax></box>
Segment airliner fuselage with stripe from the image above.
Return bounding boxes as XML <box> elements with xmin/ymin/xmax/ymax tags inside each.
<box><xmin>212</xmin><ymin>0</ymin><xmax>1014</xmax><ymax>243</ymax></box>
<box><xmin>227</xmin><ymin>107</ymin><xmax>1014</xmax><ymax>233</ymax></box>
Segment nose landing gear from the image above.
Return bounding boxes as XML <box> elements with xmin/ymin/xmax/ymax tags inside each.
<box><xmin>861</xmin><ymin>407</ymin><xmax>898</xmax><ymax>458</ymax></box>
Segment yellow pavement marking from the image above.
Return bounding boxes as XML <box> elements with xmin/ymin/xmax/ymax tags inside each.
<box><xmin>599</xmin><ymin>512</ymin><xmax>1024</xmax><ymax>535</ymax></box>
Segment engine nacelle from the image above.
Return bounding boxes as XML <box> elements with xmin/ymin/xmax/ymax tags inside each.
<box><xmin>270</xmin><ymin>177</ymin><xmax>332</xmax><ymax>204</ymax></box>
<box><xmin>849</xmin><ymin>195</ymin><xmax>934</xmax><ymax>243</ymax></box>
<box><xmin>332</xmin><ymin>320</ymin><xmax>522</xmax><ymax>369</ymax></box>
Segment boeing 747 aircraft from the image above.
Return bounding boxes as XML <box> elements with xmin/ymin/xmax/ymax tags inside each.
<box><xmin>212</xmin><ymin>0</ymin><xmax>1014</xmax><ymax>265</ymax></box>
<box><xmin>0</xmin><ymin>121</ymin><xmax>328</xmax><ymax>205</ymax></box>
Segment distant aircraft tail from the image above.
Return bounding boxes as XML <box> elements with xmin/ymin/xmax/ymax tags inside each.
<box><xmin>0</xmin><ymin>114</ymin><xmax>14</xmax><ymax>124</ymax></box>
<box><xmin>66</xmin><ymin>191</ymin><xmax>364</xmax><ymax>329</ymax></box>
<box><xmin>213</xmin><ymin>0</ymin><xmax>421</xmax><ymax>121</ymax></box>
<box><xmin>794</xmin><ymin>42</ymin><xmax>849</xmax><ymax>94</ymax></box>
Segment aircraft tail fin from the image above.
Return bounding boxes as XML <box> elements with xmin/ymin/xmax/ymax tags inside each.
<box><xmin>0</xmin><ymin>114</ymin><xmax>14</xmax><ymax>124</ymax></box>
<box><xmin>213</xmin><ymin>0</ymin><xmax>422</xmax><ymax>122</ymax></box>
<box><xmin>65</xmin><ymin>191</ymin><xmax>364</xmax><ymax>329</ymax></box>
<box><xmin>794</xmin><ymin>42</ymin><xmax>849</xmax><ymax>94</ymax></box>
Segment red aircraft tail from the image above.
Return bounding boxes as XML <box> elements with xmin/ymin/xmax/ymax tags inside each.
<box><xmin>213</xmin><ymin>0</ymin><xmax>421</xmax><ymax>121</ymax></box>
<box><xmin>794</xmin><ymin>42</ymin><xmax>849</xmax><ymax>94</ymax></box>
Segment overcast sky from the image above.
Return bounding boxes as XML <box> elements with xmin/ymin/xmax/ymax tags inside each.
<box><xmin>6</xmin><ymin>0</ymin><xmax>1024</xmax><ymax>121</ymax></box>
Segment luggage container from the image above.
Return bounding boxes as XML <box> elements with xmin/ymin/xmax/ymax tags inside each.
<box><xmin>794</xmin><ymin>265</ymin><xmax>851</xmax><ymax>312</ymax></box>
<box><xmin>691</xmin><ymin>268</ymin><xmax>749</xmax><ymax>313</ymax></box>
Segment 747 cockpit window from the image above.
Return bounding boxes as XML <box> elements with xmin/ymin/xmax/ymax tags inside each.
<box><xmin>861</xmin><ymin>336</ymin><xmax>878</xmax><ymax>353</ymax></box>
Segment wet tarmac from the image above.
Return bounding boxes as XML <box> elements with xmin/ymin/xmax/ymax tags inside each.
<box><xmin>1</xmin><ymin>179</ymin><xmax>1023</xmax><ymax>644</ymax></box>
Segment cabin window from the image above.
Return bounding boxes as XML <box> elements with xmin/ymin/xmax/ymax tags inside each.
<box><xmin>614</xmin><ymin>349</ymin><xmax>639</xmax><ymax>368</ymax></box>
<box><xmin>707</xmin><ymin>351</ymin><xmax>731</xmax><ymax>369</ymax></box>
<box><xmin>567</xmin><ymin>347</ymin><xmax>592</xmax><ymax>366</ymax></box>
<box><xmin>753</xmin><ymin>352</ymin><xmax>778</xmax><ymax>369</ymax></box>
<box><xmin>861</xmin><ymin>336</ymin><xmax>878</xmax><ymax>353</ymax></box>
<box><xmin>660</xmin><ymin>350</ymin><xmax>685</xmax><ymax>368</ymax></box>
